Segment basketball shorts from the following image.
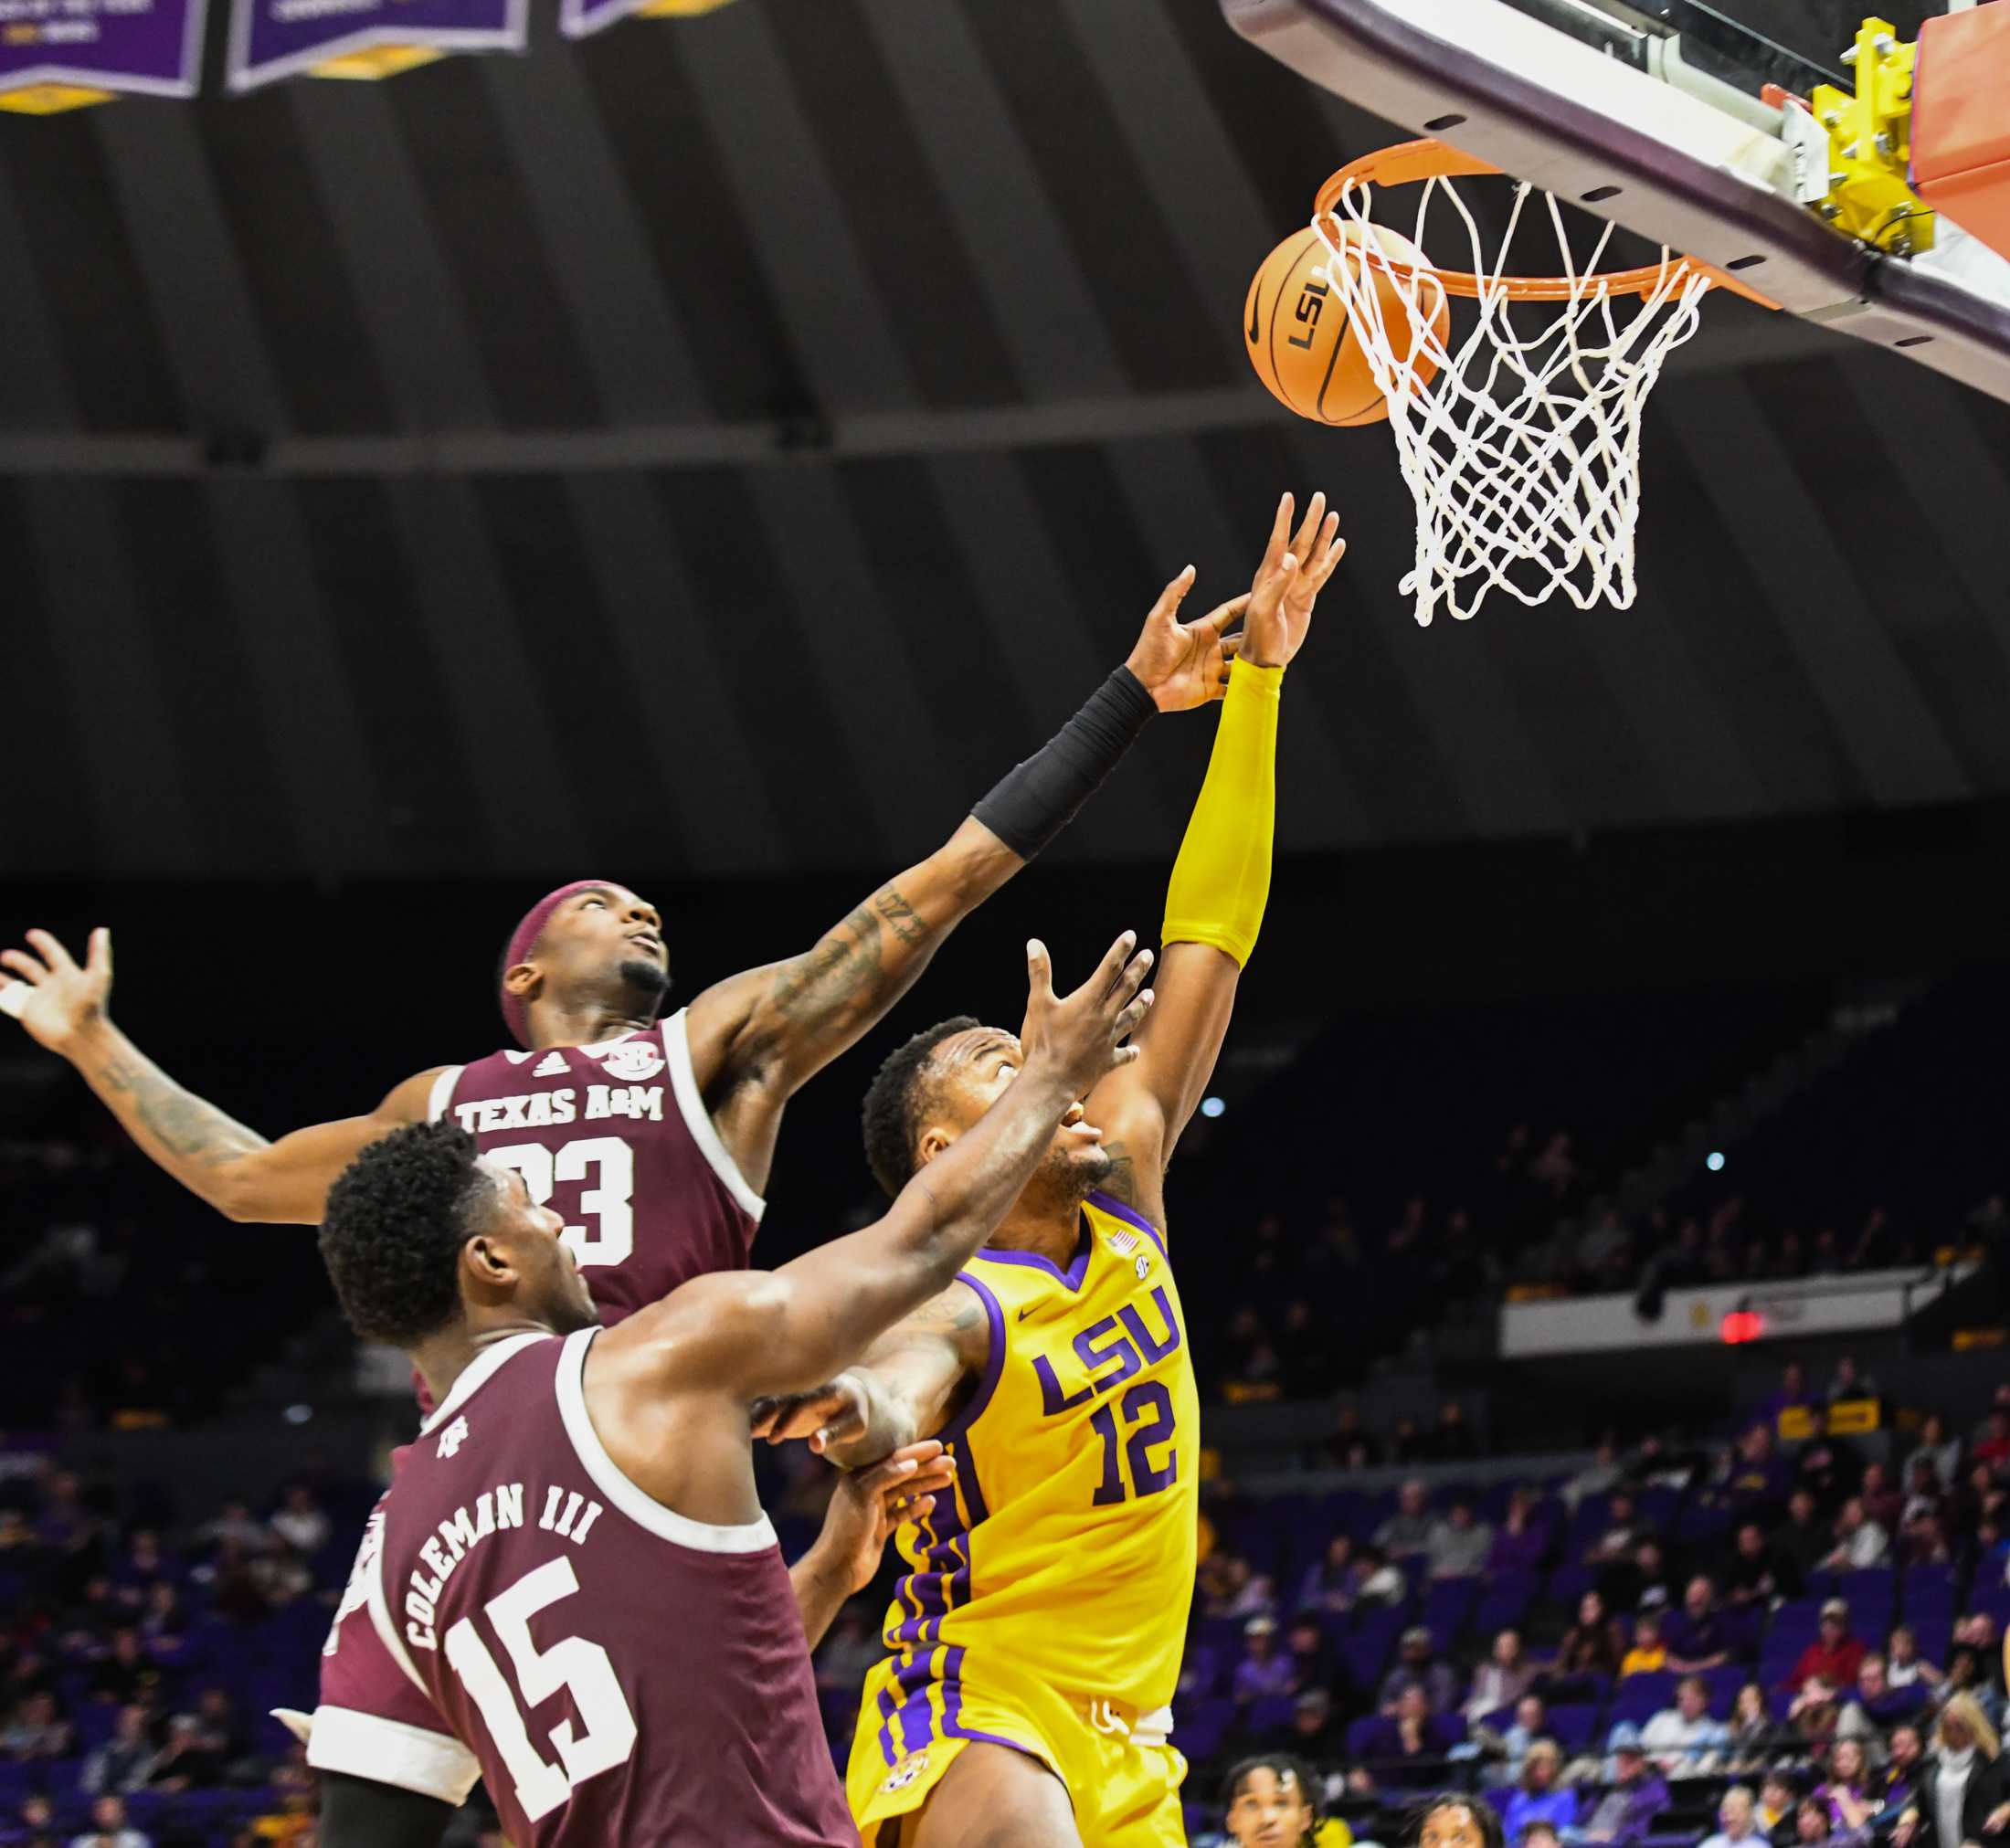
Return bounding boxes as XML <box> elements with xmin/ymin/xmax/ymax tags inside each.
<box><xmin>845</xmin><ymin>1657</ymin><xmax>1188</xmax><ymax>1848</ymax></box>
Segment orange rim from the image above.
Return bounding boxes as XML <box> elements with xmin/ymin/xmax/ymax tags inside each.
<box><xmin>1315</xmin><ymin>139</ymin><xmax>1781</xmax><ymax>310</ymax></box>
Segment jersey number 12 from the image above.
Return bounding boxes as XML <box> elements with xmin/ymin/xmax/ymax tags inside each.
<box><xmin>1088</xmin><ymin>1380</ymin><xmax>1179</xmax><ymax>1506</ymax></box>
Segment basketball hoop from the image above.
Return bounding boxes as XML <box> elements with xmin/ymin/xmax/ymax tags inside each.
<box><xmin>1312</xmin><ymin>139</ymin><xmax>1774</xmax><ymax>626</ymax></box>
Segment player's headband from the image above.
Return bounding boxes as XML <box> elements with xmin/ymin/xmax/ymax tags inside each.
<box><xmin>499</xmin><ymin>879</ymin><xmax>620</xmax><ymax>1049</ymax></box>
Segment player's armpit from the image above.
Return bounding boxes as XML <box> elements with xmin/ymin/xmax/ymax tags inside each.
<box><xmin>317</xmin><ymin>1772</ymin><xmax>456</xmax><ymax>1848</ymax></box>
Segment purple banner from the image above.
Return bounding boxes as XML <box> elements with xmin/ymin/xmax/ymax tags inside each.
<box><xmin>0</xmin><ymin>0</ymin><xmax>205</xmax><ymax>105</ymax></box>
<box><xmin>560</xmin><ymin>0</ymin><xmax>730</xmax><ymax>46</ymax></box>
<box><xmin>226</xmin><ymin>0</ymin><xmax>521</xmax><ymax>91</ymax></box>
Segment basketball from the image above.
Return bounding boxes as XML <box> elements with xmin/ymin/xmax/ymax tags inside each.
<box><xmin>1244</xmin><ymin>221</ymin><xmax>1450</xmax><ymax>427</ymax></box>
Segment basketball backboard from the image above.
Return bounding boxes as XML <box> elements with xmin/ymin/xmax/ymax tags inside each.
<box><xmin>1221</xmin><ymin>0</ymin><xmax>2010</xmax><ymax>405</ymax></box>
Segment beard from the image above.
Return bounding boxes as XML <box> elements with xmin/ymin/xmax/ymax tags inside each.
<box><xmin>617</xmin><ymin>957</ymin><xmax>672</xmax><ymax>1013</ymax></box>
<box><xmin>1017</xmin><ymin>1135</ymin><xmax>1112</xmax><ymax>1216</ymax></box>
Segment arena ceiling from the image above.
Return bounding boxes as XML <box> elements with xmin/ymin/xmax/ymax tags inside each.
<box><xmin>5</xmin><ymin>0</ymin><xmax>2010</xmax><ymax>882</ymax></box>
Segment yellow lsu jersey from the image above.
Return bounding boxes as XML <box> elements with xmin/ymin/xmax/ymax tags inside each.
<box><xmin>859</xmin><ymin>1189</ymin><xmax>1199</xmax><ymax>1763</ymax></box>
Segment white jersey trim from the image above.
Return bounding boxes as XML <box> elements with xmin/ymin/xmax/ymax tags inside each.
<box><xmin>555</xmin><ymin>1328</ymin><xmax>778</xmax><ymax>1555</ymax></box>
<box><xmin>661</xmin><ymin>1008</ymin><xmax>767</xmax><ymax>1223</ymax></box>
<box><xmin>307</xmin><ymin>1705</ymin><xmax>481</xmax><ymax>1808</ymax></box>
<box><xmin>420</xmin><ymin>1332</ymin><xmax>554</xmax><ymax>1438</ymax></box>
<box><xmin>427</xmin><ymin>1066</ymin><xmax>463</xmax><ymax>1124</ymax></box>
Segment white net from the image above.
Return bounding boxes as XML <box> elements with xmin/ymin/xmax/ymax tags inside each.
<box><xmin>1316</xmin><ymin>167</ymin><xmax>1716</xmax><ymax>626</ymax></box>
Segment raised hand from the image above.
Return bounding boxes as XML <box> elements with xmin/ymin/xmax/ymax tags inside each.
<box><xmin>0</xmin><ymin>928</ymin><xmax>112</xmax><ymax>1058</ymax></box>
<box><xmin>1241</xmin><ymin>491</ymin><xmax>1346</xmax><ymax>671</ymax></box>
<box><xmin>1123</xmin><ymin>567</ymin><xmax>1249</xmax><ymax>713</ymax></box>
<box><xmin>1019</xmin><ymin>932</ymin><xmax>1154</xmax><ymax>1100</ymax></box>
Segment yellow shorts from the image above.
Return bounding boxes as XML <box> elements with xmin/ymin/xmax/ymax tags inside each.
<box><xmin>845</xmin><ymin>1654</ymin><xmax>1188</xmax><ymax>1848</ymax></box>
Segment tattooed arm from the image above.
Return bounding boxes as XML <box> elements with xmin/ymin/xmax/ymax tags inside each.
<box><xmin>0</xmin><ymin>928</ymin><xmax>442</xmax><ymax>1225</ymax></box>
<box><xmin>682</xmin><ymin>816</ymin><xmax>1023</xmax><ymax>1196</ymax></box>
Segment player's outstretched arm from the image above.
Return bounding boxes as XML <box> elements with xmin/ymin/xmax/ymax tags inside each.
<box><xmin>788</xmin><ymin>1441</ymin><xmax>957</xmax><ymax>1651</ymax></box>
<box><xmin>0</xmin><ymin>927</ymin><xmax>444</xmax><ymax>1226</ymax></box>
<box><xmin>317</xmin><ymin>1772</ymin><xmax>454</xmax><ymax>1848</ymax></box>
<box><xmin>1088</xmin><ymin>492</ymin><xmax>1346</xmax><ymax>1230</ymax></box>
<box><xmin>640</xmin><ymin>932</ymin><xmax>1152</xmax><ymax>1403</ymax></box>
<box><xmin>681</xmin><ymin>573</ymin><xmax>1244</xmax><ymax>1194</ymax></box>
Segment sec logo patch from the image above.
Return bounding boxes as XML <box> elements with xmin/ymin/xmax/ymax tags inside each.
<box><xmin>881</xmin><ymin>1749</ymin><xmax>931</xmax><ymax>1794</ymax></box>
<box><xmin>600</xmin><ymin>1041</ymin><xmax>665</xmax><ymax>1082</ymax></box>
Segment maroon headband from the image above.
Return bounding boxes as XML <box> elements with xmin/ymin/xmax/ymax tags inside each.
<box><xmin>499</xmin><ymin>880</ymin><xmax>620</xmax><ymax>1048</ymax></box>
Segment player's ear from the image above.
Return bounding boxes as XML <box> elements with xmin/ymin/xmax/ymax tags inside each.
<box><xmin>461</xmin><ymin>1231</ymin><xmax>522</xmax><ymax>1295</ymax></box>
<box><xmin>502</xmin><ymin>960</ymin><xmax>541</xmax><ymax>1004</ymax></box>
<box><xmin>915</xmin><ymin>1125</ymin><xmax>957</xmax><ymax>1170</ymax></box>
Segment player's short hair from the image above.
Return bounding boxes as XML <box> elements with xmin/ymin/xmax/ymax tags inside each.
<box><xmin>1403</xmin><ymin>1793</ymin><xmax>1507</xmax><ymax>1848</ymax></box>
<box><xmin>860</xmin><ymin>1016</ymin><xmax>981</xmax><ymax>1199</ymax></box>
<box><xmin>320</xmin><ymin>1120</ymin><xmax>492</xmax><ymax>1346</ymax></box>
<box><xmin>1221</xmin><ymin>1753</ymin><xmax>1321</xmax><ymax>1842</ymax></box>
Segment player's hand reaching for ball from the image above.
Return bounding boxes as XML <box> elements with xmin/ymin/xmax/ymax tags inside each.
<box><xmin>751</xmin><ymin>1373</ymin><xmax>872</xmax><ymax>1453</ymax></box>
<box><xmin>817</xmin><ymin>1441</ymin><xmax>958</xmax><ymax>1595</ymax></box>
<box><xmin>1019</xmin><ymin>932</ymin><xmax>1154</xmax><ymax>1101</ymax></box>
<box><xmin>1240</xmin><ymin>490</ymin><xmax>1346</xmax><ymax>670</ymax></box>
<box><xmin>1123</xmin><ymin>566</ymin><xmax>1249</xmax><ymax>713</ymax></box>
<box><xmin>0</xmin><ymin>928</ymin><xmax>113</xmax><ymax>1058</ymax></box>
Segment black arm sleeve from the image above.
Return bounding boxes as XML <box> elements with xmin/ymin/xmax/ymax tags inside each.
<box><xmin>318</xmin><ymin>1771</ymin><xmax>458</xmax><ymax>1848</ymax></box>
<box><xmin>971</xmin><ymin>667</ymin><xmax>1156</xmax><ymax>860</ymax></box>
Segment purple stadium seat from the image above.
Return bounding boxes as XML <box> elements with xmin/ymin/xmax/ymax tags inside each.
<box><xmin>1612</xmin><ymin>1672</ymin><xmax>1679</xmax><ymax>1723</ymax></box>
<box><xmin>1178</xmin><ymin>1697</ymin><xmax>1236</xmax><ymax>1761</ymax></box>
<box><xmin>1247</xmin><ymin>1693</ymin><xmax>1300</xmax><ymax>1737</ymax></box>
<box><xmin>1545</xmin><ymin>1704</ymin><xmax>1603</xmax><ymax>1752</ymax></box>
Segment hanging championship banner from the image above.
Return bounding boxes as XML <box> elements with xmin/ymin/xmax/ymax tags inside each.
<box><xmin>227</xmin><ymin>0</ymin><xmax>523</xmax><ymax>90</ymax></box>
<box><xmin>0</xmin><ymin>0</ymin><xmax>205</xmax><ymax>114</ymax></box>
<box><xmin>559</xmin><ymin>0</ymin><xmax>730</xmax><ymax>46</ymax></box>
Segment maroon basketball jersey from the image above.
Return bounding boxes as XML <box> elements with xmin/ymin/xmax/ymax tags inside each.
<box><xmin>429</xmin><ymin>1009</ymin><xmax>761</xmax><ymax>1326</ymax></box>
<box><xmin>311</xmin><ymin>1330</ymin><xmax>854</xmax><ymax>1847</ymax></box>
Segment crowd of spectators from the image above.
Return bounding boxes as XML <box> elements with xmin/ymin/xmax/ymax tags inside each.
<box><xmin>0</xmin><ymin>1458</ymin><xmax>360</xmax><ymax>1848</ymax></box>
<box><xmin>1158</xmin><ymin>1372</ymin><xmax>2010</xmax><ymax>1846</ymax></box>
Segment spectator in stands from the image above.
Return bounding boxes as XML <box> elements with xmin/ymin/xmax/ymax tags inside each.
<box><xmin>1725</xmin><ymin>1682</ymin><xmax>1778</xmax><ymax>1769</ymax></box>
<box><xmin>109</xmin><ymin>1533</ymin><xmax>171</xmax><ymax>1613</ymax></box>
<box><xmin>1702</xmin><ymin>1786</ymin><xmax>1764</xmax><ymax>1848</ymax></box>
<box><xmin>1487</xmin><ymin>1695</ymin><xmax>1549</xmax><ymax>1784</ymax></box>
<box><xmin>0</xmin><ymin>1691</ymin><xmax>73</xmax><ymax>1760</ymax></box>
<box><xmin>1467</xmin><ymin>1631</ymin><xmax>1538</xmax><ymax>1726</ymax></box>
<box><xmin>1975</xmin><ymin>1412</ymin><xmax>2010</xmax><ymax>1476</ymax></box>
<box><xmin>1351</xmin><ymin>1543</ymin><xmax>1408</xmax><ymax>1609</ymax></box>
<box><xmin>1789</xmin><ymin>1679</ymin><xmax>1846</xmax><ymax>1752</ymax></box>
<box><xmin>1296</xmin><ymin>1535</ymin><xmax>1355</xmax><ymax>1617</ymax></box>
<box><xmin>1286</xmin><ymin>1687</ymin><xmax>1343</xmax><ymax>1761</ymax></box>
<box><xmin>1642</xmin><ymin>1674</ymin><xmax>1729</xmax><ymax>1779</ymax></box>
<box><xmin>1761</xmin><ymin>1363</ymin><xmax>1814</xmax><ymax>1429</ymax></box>
<box><xmin>1381</xmin><ymin>1627</ymin><xmax>1459</xmax><ymax>1716</ymax></box>
<box><xmin>1774</xmin><ymin>1490</ymin><xmax>1830</xmax><ymax>1593</ymax></box>
<box><xmin>1820</xmin><ymin>1498</ymin><xmax>1890</xmax><ymax>1573</ymax></box>
<box><xmin>1859</xmin><ymin>1463</ymin><xmax>1902</xmax><ymax>1536</ymax></box>
<box><xmin>1349</xmin><ymin>1686</ymin><xmax>1459</xmax><ymax>1793</ymax></box>
<box><xmin>1580</xmin><ymin>1725</ymin><xmax>1670</xmax><ymax>1844</ymax></box>
<box><xmin>1552</xmin><ymin>1590</ymin><xmax>1625</xmax><ymax>1684</ymax></box>
<box><xmin>1521</xmin><ymin>1824</ymin><xmax>1561</xmax><ymax>1848</ymax></box>
<box><xmin>1321</xmin><ymin>1402</ymin><xmax>1382</xmax><ymax>1472</ymax></box>
<box><xmin>87</xmin><ymin>1630</ymin><xmax>156</xmax><ymax>1709</ymax></box>
<box><xmin>1826</xmin><ymin>1357</ymin><xmax>1875</xmax><ymax>1405</ymax></box>
<box><xmin>1793</xmin><ymin>1796</ymin><xmax>1835</xmax><ymax>1846</ymax></box>
<box><xmin>151</xmin><ymin>1688</ymin><xmax>242</xmax><ymax>1790</ymax></box>
<box><xmin>1881</xmin><ymin>1724</ymin><xmax>1928</xmax><ymax>1817</ymax></box>
<box><xmin>1937</xmin><ymin>1648</ymin><xmax>2003</xmax><ymax>1729</ymax></box>
<box><xmin>1896</xmin><ymin>1692</ymin><xmax>2010</xmax><ymax>1848</ymax></box>
<box><xmin>1729</xmin><ymin>1426</ymin><xmax>1793</xmax><ymax>1509</ymax></box>
<box><xmin>1381</xmin><ymin>1482</ymin><xmax>1438</xmax><ymax>1558</ymax></box>
<box><xmin>1624</xmin><ymin>1538</ymin><xmax>1677</xmax><ymax>1619</ymax></box>
<box><xmin>8</xmin><ymin>1792</ymin><xmax>58</xmax><ymax>1848</ymax></box>
<box><xmin>1795</xmin><ymin>1409</ymin><xmax>1863</xmax><ymax>1515</ymax></box>
<box><xmin>1620</xmin><ymin>1610</ymin><xmax>1668</xmax><ymax>1679</ymax></box>
<box><xmin>1756</xmin><ymin>1770</ymin><xmax>1800</xmax><ymax>1843</ymax></box>
<box><xmin>1428</xmin><ymin>1499</ymin><xmax>1494</xmax><ymax>1579</ymax></box>
<box><xmin>1888</xmin><ymin>1626</ymin><xmax>1945</xmax><ymax>1695</ymax></box>
<box><xmin>1201</xmin><ymin>1553</ymin><xmax>1276</xmax><ymax>1622</ymax></box>
<box><xmin>1563</xmin><ymin>1441</ymin><xmax>1624</xmax><ymax>1512</ymax></box>
<box><xmin>1233</xmin><ymin>1617</ymin><xmax>1296</xmax><ymax>1707</ymax></box>
<box><xmin>67</xmin><ymin>1796</ymin><xmax>148</xmax><ymax>1848</ymax></box>
<box><xmin>1669</xmin><ymin>1575</ymin><xmax>1735</xmax><ymax>1673</ymax></box>
<box><xmin>1222</xmin><ymin>1752</ymin><xmax>1322</xmax><ymax>1848</ymax></box>
<box><xmin>1283</xmin><ymin>1614</ymin><xmax>1338</xmax><ymax>1699</ymax></box>
<box><xmin>196</xmin><ymin>1501</ymin><xmax>268</xmax><ymax>1557</ymax></box>
<box><xmin>1430</xmin><ymin>1401</ymin><xmax>1480</xmax><ymax>1462</ymax></box>
<box><xmin>1902</xmin><ymin>1459</ymin><xmax>1949</xmax><ymax>1533</ymax></box>
<box><xmin>268</xmin><ymin>1486</ymin><xmax>329</xmax><ymax>1558</ymax></box>
<box><xmin>1908</xmin><ymin>1414</ymin><xmax>1964</xmax><ymax>1494</ymax></box>
<box><xmin>1726</xmin><ymin>1521</ymin><xmax>1786</xmax><ymax>1610</ymax></box>
<box><xmin>1586</xmin><ymin>1493</ymin><xmax>1646</xmax><ymax>1568</ymax></box>
<box><xmin>1791</xmin><ymin>1601</ymin><xmax>1867</xmax><ymax>1692</ymax></box>
<box><xmin>81</xmin><ymin>1704</ymin><xmax>158</xmax><ymax>1795</ymax></box>
<box><xmin>1488</xmin><ymin>1491</ymin><xmax>1550</xmax><ymax>1577</ymax></box>
<box><xmin>1819</xmin><ymin>1737</ymin><xmax>1878</xmax><ymax>1833</ymax></box>
<box><xmin>1841</xmin><ymin>1653</ymin><xmax>1923</xmax><ymax>1739</ymax></box>
<box><xmin>1501</xmin><ymin>1739</ymin><xmax>1577</xmax><ymax>1843</ymax></box>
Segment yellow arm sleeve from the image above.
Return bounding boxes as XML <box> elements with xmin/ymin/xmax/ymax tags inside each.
<box><xmin>1159</xmin><ymin>656</ymin><xmax>1282</xmax><ymax>968</ymax></box>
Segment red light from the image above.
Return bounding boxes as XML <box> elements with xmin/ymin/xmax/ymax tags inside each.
<box><xmin>1721</xmin><ymin>1311</ymin><xmax>1764</xmax><ymax>1345</ymax></box>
